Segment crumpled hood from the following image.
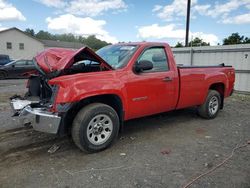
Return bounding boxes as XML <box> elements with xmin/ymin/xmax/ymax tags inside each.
<box><xmin>34</xmin><ymin>47</ymin><xmax>112</xmax><ymax>74</ymax></box>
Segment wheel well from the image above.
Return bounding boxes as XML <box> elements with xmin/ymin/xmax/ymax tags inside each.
<box><xmin>58</xmin><ymin>94</ymin><xmax>124</xmax><ymax>136</ymax></box>
<box><xmin>0</xmin><ymin>70</ymin><xmax>7</xmax><ymax>76</ymax></box>
<box><xmin>209</xmin><ymin>83</ymin><xmax>225</xmax><ymax>109</ymax></box>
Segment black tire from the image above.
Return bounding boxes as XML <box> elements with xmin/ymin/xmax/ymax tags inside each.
<box><xmin>198</xmin><ymin>90</ymin><xmax>221</xmax><ymax>119</ymax></box>
<box><xmin>71</xmin><ymin>103</ymin><xmax>120</xmax><ymax>153</ymax></box>
<box><xmin>0</xmin><ymin>71</ymin><xmax>7</xmax><ymax>79</ymax></box>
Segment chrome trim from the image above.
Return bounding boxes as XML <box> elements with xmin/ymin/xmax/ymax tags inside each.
<box><xmin>10</xmin><ymin>99</ymin><xmax>36</xmax><ymax>111</ymax></box>
<box><xmin>22</xmin><ymin>106</ymin><xmax>59</xmax><ymax>118</ymax></box>
<box><xmin>10</xmin><ymin>99</ymin><xmax>61</xmax><ymax>134</ymax></box>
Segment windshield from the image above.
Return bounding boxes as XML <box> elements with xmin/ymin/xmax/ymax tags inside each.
<box><xmin>96</xmin><ymin>45</ymin><xmax>138</xmax><ymax>69</ymax></box>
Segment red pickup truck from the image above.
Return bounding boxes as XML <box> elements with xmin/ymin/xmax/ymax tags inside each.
<box><xmin>10</xmin><ymin>42</ymin><xmax>235</xmax><ymax>152</ymax></box>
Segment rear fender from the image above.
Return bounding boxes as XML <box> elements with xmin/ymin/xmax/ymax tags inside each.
<box><xmin>203</xmin><ymin>73</ymin><xmax>227</xmax><ymax>106</ymax></box>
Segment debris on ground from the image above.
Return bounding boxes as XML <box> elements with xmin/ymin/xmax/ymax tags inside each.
<box><xmin>98</xmin><ymin>176</ymin><xmax>102</xmax><ymax>181</ymax></box>
<box><xmin>120</xmin><ymin>153</ymin><xmax>126</xmax><ymax>156</ymax></box>
<box><xmin>204</xmin><ymin>162</ymin><xmax>213</xmax><ymax>169</ymax></box>
<box><xmin>119</xmin><ymin>136</ymin><xmax>125</xmax><ymax>140</ymax></box>
<box><xmin>195</xmin><ymin>128</ymin><xmax>206</xmax><ymax>134</ymax></box>
<box><xmin>160</xmin><ymin>148</ymin><xmax>171</xmax><ymax>155</ymax></box>
<box><xmin>48</xmin><ymin>144</ymin><xmax>60</xmax><ymax>154</ymax></box>
<box><xmin>182</xmin><ymin>140</ymin><xmax>250</xmax><ymax>188</ymax></box>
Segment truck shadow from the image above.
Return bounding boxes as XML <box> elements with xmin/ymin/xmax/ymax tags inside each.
<box><xmin>0</xmin><ymin>107</ymin><xmax>198</xmax><ymax>166</ymax></box>
<box><xmin>122</xmin><ymin>107</ymin><xmax>198</xmax><ymax>135</ymax></box>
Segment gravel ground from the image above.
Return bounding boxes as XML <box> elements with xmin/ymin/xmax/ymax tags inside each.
<box><xmin>0</xmin><ymin>79</ymin><xmax>249</xmax><ymax>188</ymax></box>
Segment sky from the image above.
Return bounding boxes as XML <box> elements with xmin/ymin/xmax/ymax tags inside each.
<box><xmin>0</xmin><ymin>0</ymin><xmax>250</xmax><ymax>46</ymax></box>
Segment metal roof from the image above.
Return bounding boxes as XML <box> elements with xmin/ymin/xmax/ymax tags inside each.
<box><xmin>41</xmin><ymin>39</ymin><xmax>85</xmax><ymax>49</ymax></box>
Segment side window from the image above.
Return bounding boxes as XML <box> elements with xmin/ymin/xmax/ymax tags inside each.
<box><xmin>19</xmin><ymin>43</ymin><xmax>24</xmax><ymax>50</ymax></box>
<box><xmin>14</xmin><ymin>60</ymin><xmax>27</xmax><ymax>67</ymax></box>
<box><xmin>6</xmin><ymin>42</ymin><xmax>12</xmax><ymax>49</ymax></box>
<box><xmin>26</xmin><ymin>60</ymin><xmax>34</xmax><ymax>66</ymax></box>
<box><xmin>138</xmin><ymin>47</ymin><xmax>169</xmax><ymax>72</ymax></box>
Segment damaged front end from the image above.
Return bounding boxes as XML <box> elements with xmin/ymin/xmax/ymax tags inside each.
<box><xmin>10</xmin><ymin>58</ymin><xmax>62</xmax><ymax>134</ymax></box>
<box><xmin>10</xmin><ymin>98</ymin><xmax>61</xmax><ymax>134</ymax></box>
<box><xmin>9</xmin><ymin>46</ymin><xmax>111</xmax><ymax>134</ymax></box>
<box><xmin>10</xmin><ymin>83</ymin><xmax>62</xmax><ymax>134</ymax></box>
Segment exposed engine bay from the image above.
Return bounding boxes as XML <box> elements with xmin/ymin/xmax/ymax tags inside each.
<box><xmin>11</xmin><ymin>46</ymin><xmax>112</xmax><ymax>118</ymax></box>
<box><xmin>25</xmin><ymin>60</ymin><xmax>105</xmax><ymax>102</ymax></box>
<box><xmin>24</xmin><ymin>47</ymin><xmax>111</xmax><ymax>102</ymax></box>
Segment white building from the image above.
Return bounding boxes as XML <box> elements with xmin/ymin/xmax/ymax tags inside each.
<box><xmin>0</xmin><ymin>27</ymin><xmax>84</xmax><ymax>60</ymax></box>
<box><xmin>0</xmin><ymin>28</ymin><xmax>44</xmax><ymax>59</ymax></box>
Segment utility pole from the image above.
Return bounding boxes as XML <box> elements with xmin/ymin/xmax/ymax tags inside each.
<box><xmin>185</xmin><ymin>0</ymin><xmax>191</xmax><ymax>47</ymax></box>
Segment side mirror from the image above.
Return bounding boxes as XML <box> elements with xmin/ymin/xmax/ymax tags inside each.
<box><xmin>135</xmin><ymin>60</ymin><xmax>153</xmax><ymax>72</ymax></box>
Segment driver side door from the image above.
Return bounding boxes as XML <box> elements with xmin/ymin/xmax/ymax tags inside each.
<box><xmin>126</xmin><ymin>47</ymin><xmax>176</xmax><ymax>119</ymax></box>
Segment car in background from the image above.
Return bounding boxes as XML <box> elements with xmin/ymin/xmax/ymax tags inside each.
<box><xmin>0</xmin><ymin>59</ymin><xmax>36</xmax><ymax>79</ymax></box>
<box><xmin>0</xmin><ymin>54</ymin><xmax>11</xmax><ymax>66</ymax></box>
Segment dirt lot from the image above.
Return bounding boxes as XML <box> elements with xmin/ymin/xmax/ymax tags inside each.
<box><xmin>0</xmin><ymin>79</ymin><xmax>249</xmax><ymax>188</ymax></box>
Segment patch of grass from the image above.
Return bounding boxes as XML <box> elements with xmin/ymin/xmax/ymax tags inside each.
<box><xmin>231</xmin><ymin>93</ymin><xmax>250</xmax><ymax>101</ymax></box>
<box><xmin>0</xmin><ymin>93</ymin><xmax>12</xmax><ymax>104</ymax></box>
<box><xmin>0</xmin><ymin>83</ymin><xmax>12</xmax><ymax>88</ymax></box>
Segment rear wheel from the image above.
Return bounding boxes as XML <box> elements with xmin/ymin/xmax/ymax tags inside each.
<box><xmin>0</xmin><ymin>71</ymin><xmax>7</xmax><ymax>79</ymax></box>
<box><xmin>71</xmin><ymin>103</ymin><xmax>120</xmax><ymax>153</ymax></box>
<box><xmin>198</xmin><ymin>90</ymin><xmax>221</xmax><ymax>119</ymax></box>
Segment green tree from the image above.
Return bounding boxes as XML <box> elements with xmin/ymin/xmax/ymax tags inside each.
<box><xmin>243</xmin><ymin>37</ymin><xmax>250</xmax><ymax>44</ymax></box>
<box><xmin>55</xmin><ymin>33</ymin><xmax>78</xmax><ymax>42</ymax></box>
<box><xmin>24</xmin><ymin>28</ymin><xmax>35</xmax><ymax>36</ymax></box>
<box><xmin>23</xmin><ymin>28</ymin><xmax>110</xmax><ymax>50</ymax></box>
<box><xmin>82</xmin><ymin>35</ymin><xmax>110</xmax><ymax>50</ymax></box>
<box><xmin>189</xmin><ymin>37</ymin><xmax>210</xmax><ymax>47</ymax></box>
<box><xmin>223</xmin><ymin>33</ymin><xmax>244</xmax><ymax>45</ymax></box>
<box><xmin>36</xmin><ymin>30</ymin><xmax>55</xmax><ymax>40</ymax></box>
<box><xmin>175</xmin><ymin>42</ymin><xmax>184</xmax><ymax>48</ymax></box>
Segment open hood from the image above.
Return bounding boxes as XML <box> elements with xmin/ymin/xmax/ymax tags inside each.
<box><xmin>34</xmin><ymin>47</ymin><xmax>112</xmax><ymax>74</ymax></box>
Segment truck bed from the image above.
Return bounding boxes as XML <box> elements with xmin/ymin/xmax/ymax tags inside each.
<box><xmin>176</xmin><ymin>65</ymin><xmax>235</xmax><ymax>109</ymax></box>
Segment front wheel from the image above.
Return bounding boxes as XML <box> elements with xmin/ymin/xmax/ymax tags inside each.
<box><xmin>71</xmin><ymin>103</ymin><xmax>120</xmax><ymax>153</ymax></box>
<box><xmin>0</xmin><ymin>71</ymin><xmax>7</xmax><ymax>79</ymax></box>
<box><xmin>198</xmin><ymin>90</ymin><xmax>221</xmax><ymax>119</ymax></box>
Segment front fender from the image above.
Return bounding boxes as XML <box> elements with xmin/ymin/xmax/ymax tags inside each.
<box><xmin>49</xmin><ymin>72</ymin><xmax>128</xmax><ymax>113</ymax></box>
<box><xmin>55</xmin><ymin>81</ymin><xmax>126</xmax><ymax>103</ymax></box>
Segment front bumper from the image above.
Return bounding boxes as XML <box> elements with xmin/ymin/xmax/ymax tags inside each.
<box><xmin>10</xmin><ymin>99</ymin><xmax>61</xmax><ymax>134</ymax></box>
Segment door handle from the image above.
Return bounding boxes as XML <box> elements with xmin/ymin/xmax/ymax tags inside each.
<box><xmin>162</xmin><ymin>77</ymin><xmax>173</xmax><ymax>82</ymax></box>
